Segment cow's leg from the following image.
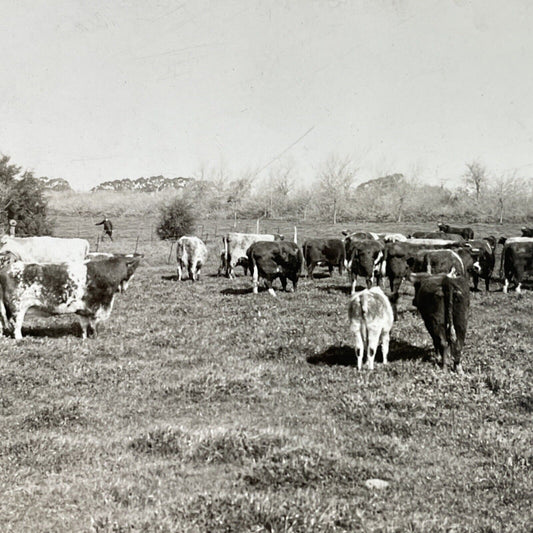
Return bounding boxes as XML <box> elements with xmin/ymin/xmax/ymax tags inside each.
<box><xmin>380</xmin><ymin>330</ymin><xmax>390</xmax><ymax>365</ymax></box>
<box><xmin>265</xmin><ymin>279</ymin><xmax>277</xmax><ymax>298</ymax></box>
<box><xmin>252</xmin><ymin>263</ymin><xmax>259</xmax><ymax>294</ymax></box>
<box><xmin>328</xmin><ymin>265</ymin><xmax>333</xmax><ymax>277</ymax></box>
<box><xmin>472</xmin><ymin>271</ymin><xmax>480</xmax><ymax>291</ymax></box>
<box><xmin>353</xmin><ymin>329</ymin><xmax>364</xmax><ymax>370</ymax></box>
<box><xmin>367</xmin><ymin>328</ymin><xmax>381</xmax><ymax>370</ymax></box>
<box><xmin>12</xmin><ymin>306</ymin><xmax>29</xmax><ymax>341</ymax></box>
<box><xmin>188</xmin><ymin>261</ymin><xmax>195</xmax><ymax>282</ymax></box>
<box><xmin>485</xmin><ymin>276</ymin><xmax>490</xmax><ymax>292</ymax></box>
<box><xmin>280</xmin><ymin>275</ymin><xmax>288</xmax><ymax>292</ymax></box>
<box><xmin>177</xmin><ymin>261</ymin><xmax>183</xmax><ymax>281</ymax></box>
<box><xmin>196</xmin><ymin>262</ymin><xmax>202</xmax><ymax>281</ymax></box>
<box><xmin>516</xmin><ymin>282</ymin><xmax>522</xmax><ymax>294</ymax></box>
<box><xmin>451</xmin><ymin>342</ymin><xmax>464</xmax><ymax>374</ymax></box>
<box><xmin>351</xmin><ymin>277</ymin><xmax>357</xmax><ymax>295</ymax></box>
<box><xmin>503</xmin><ymin>278</ymin><xmax>509</xmax><ymax>293</ymax></box>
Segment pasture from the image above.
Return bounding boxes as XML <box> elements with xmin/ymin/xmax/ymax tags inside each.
<box><xmin>0</xmin><ymin>217</ymin><xmax>532</xmax><ymax>532</ymax></box>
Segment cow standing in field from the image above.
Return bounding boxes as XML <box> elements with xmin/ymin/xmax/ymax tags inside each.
<box><xmin>437</xmin><ymin>223</ymin><xmax>474</xmax><ymax>240</ymax></box>
<box><xmin>501</xmin><ymin>238</ymin><xmax>533</xmax><ymax>293</ymax></box>
<box><xmin>0</xmin><ymin>236</ymin><xmax>90</xmax><ymax>262</ymax></box>
<box><xmin>247</xmin><ymin>241</ymin><xmax>303</xmax><ymax>297</ymax></box>
<box><xmin>302</xmin><ymin>238</ymin><xmax>345</xmax><ymax>279</ymax></box>
<box><xmin>463</xmin><ymin>240</ymin><xmax>495</xmax><ymax>291</ymax></box>
<box><xmin>348</xmin><ymin>286</ymin><xmax>394</xmax><ymax>370</ymax></box>
<box><xmin>176</xmin><ymin>236</ymin><xmax>208</xmax><ymax>282</ymax></box>
<box><xmin>411</xmin><ymin>273</ymin><xmax>470</xmax><ymax>373</ymax></box>
<box><xmin>521</xmin><ymin>227</ymin><xmax>533</xmax><ymax>237</ymax></box>
<box><xmin>0</xmin><ymin>255</ymin><xmax>142</xmax><ymax>340</ymax></box>
<box><xmin>407</xmin><ymin>249</ymin><xmax>466</xmax><ymax>277</ymax></box>
<box><xmin>346</xmin><ymin>239</ymin><xmax>385</xmax><ymax>293</ymax></box>
<box><xmin>222</xmin><ymin>232</ymin><xmax>284</xmax><ymax>279</ymax></box>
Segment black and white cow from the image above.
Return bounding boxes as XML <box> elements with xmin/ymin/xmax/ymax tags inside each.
<box><xmin>501</xmin><ymin>238</ymin><xmax>533</xmax><ymax>293</ymax></box>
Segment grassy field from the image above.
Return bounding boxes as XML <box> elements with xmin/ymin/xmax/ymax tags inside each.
<box><xmin>0</xmin><ymin>217</ymin><xmax>532</xmax><ymax>532</ymax></box>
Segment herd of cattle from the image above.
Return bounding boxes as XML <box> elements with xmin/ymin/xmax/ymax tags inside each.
<box><xmin>0</xmin><ymin>223</ymin><xmax>531</xmax><ymax>373</ymax></box>
<box><xmin>174</xmin><ymin>223</ymin><xmax>533</xmax><ymax>373</ymax></box>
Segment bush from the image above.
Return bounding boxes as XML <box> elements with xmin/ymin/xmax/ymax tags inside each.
<box><xmin>156</xmin><ymin>198</ymin><xmax>195</xmax><ymax>240</ymax></box>
<box><xmin>0</xmin><ymin>155</ymin><xmax>53</xmax><ymax>236</ymax></box>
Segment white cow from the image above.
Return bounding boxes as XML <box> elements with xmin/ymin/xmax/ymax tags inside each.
<box><xmin>176</xmin><ymin>236</ymin><xmax>208</xmax><ymax>281</ymax></box>
<box><xmin>0</xmin><ymin>236</ymin><xmax>90</xmax><ymax>263</ymax></box>
<box><xmin>348</xmin><ymin>286</ymin><xmax>394</xmax><ymax>370</ymax></box>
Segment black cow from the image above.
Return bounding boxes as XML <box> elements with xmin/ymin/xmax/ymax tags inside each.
<box><xmin>247</xmin><ymin>241</ymin><xmax>304</xmax><ymax>296</ymax></box>
<box><xmin>303</xmin><ymin>238</ymin><xmax>345</xmax><ymax>279</ymax></box>
<box><xmin>502</xmin><ymin>239</ymin><xmax>533</xmax><ymax>293</ymax></box>
<box><xmin>463</xmin><ymin>240</ymin><xmax>495</xmax><ymax>291</ymax></box>
<box><xmin>347</xmin><ymin>239</ymin><xmax>385</xmax><ymax>293</ymax></box>
<box><xmin>521</xmin><ymin>227</ymin><xmax>533</xmax><ymax>237</ymax></box>
<box><xmin>411</xmin><ymin>273</ymin><xmax>470</xmax><ymax>373</ymax></box>
<box><xmin>437</xmin><ymin>223</ymin><xmax>474</xmax><ymax>240</ymax></box>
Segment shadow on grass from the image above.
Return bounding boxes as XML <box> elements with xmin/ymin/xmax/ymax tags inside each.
<box><xmin>307</xmin><ymin>339</ymin><xmax>430</xmax><ymax>366</ymax></box>
<box><xmin>22</xmin><ymin>322</ymin><xmax>81</xmax><ymax>339</ymax></box>
<box><xmin>317</xmin><ymin>284</ymin><xmax>353</xmax><ymax>295</ymax></box>
<box><xmin>161</xmin><ymin>274</ymin><xmax>179</xmax><ymax>281</ymax></box>
<box><xmin>221</xmin><ymin>286</ymin><xmax>254</xmax><ymax>296</ymax></box>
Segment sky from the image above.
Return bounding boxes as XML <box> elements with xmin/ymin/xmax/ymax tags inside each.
<box><xmin>1</xmin><ymin>0</ymin><xmax>533</xmax><ymax>191</ymax></box>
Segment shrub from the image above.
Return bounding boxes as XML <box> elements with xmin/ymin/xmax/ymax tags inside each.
<box><xmin>0</xmin><ymin>155</ymin><xmax>53</xmax><ymax>236</ymax></box>
<box><xmin>156</xmin><ymin>197</ymin><xmax>195</xmax><ymax>240</ymax></box>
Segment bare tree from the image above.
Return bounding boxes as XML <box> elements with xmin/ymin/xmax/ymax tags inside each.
<box><xmin>464</xmin><ymin>160</ymin><xmax>487</xmax><ymax>201</ymax></box>
<box><xmin>491</xmin><ymin>171</ymin><xmax>526</xmax><ymax>224</ymax></box>
<box><xmin>316</xmin><ymin>155</ymin><xmax>358</xmax><ymax>224</ymax></box>
<box><xmin>266</xmin><ymin>160</ymin><xmax>296</xmax><ymax>218</ymax></box>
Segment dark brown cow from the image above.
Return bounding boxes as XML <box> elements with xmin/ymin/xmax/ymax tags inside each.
<box><xmin>347</xmin><ymin>239</ymin><xmax>385</xmax><ymax>293</ymax></box>
<box><xmin>521</xmin><ymin>227</ymin><xmax>533</xmax><ymax>237</ymax></box>
<box><xmin>502</xmin><ymin>238</ymin><xmax>533</xmax><ymax>293</ymax></box>
<box><xmin>463</xmin><ymin>240</ymin><xmax>495</xmax><ymax>291</ymax></box>
<box><xmin>247</xmin><ymin>241</ymin><xmax>303</xmax><ymax>297</ymax></box>
<box><xmin>303</xmin><ymin>238</ymin><xmax>345</xmax><ymax>279</ymax></box>
<box><xmin>411</xmin><ymin>273</ymin><xmax>470</xmax><ymax>373</ymax></box>
<box><xmin>437</xmin><ymin>223</ymin><xmax>474</xmax><ymax>240</ymax></box>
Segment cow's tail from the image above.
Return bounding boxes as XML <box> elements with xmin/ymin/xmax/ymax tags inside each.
<box><xmin>445</xmin><ymin>280</ymin><xmax>457</xmax><ymax>343</ymax></box>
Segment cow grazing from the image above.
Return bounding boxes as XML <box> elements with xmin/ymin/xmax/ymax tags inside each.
<box><xmin>437</xmin><ymin>223</ymin><xmax>474</xmax><ymax>240</ymax></box>
<box><xmin>501</xmin><ymin>238</ymin><xmax>533</xmax><ymax>293</ymax></box>
<box><xmin>411</xmin><ymin>273</ymin><xmax>470</xmax><ymax>373</ymax></box>
<box><xmin>347</xmin><ymin>239</ymin><xmax>385</xmax><ymax>293</ymax></box>
<box><xmin>348</xmin><ymin>286</ymin><xmax>394</xmax><ymax>370</ymax></box>
<box><xmin>521</xmin><ymin>227</ymin><xmax>533</xmax><ymax>237</ymax></box>
<box><xmin>85</xmin><ymin>252</ymin><xmax>144</xmax><ymax>292</ymax></box>
<box><xmin>0</xmin><ymin>255</ymin><xmax>142</xmax><ymax>340</ymax></box>
<box><xmin>247</xmin><ymin>241</ymin><xmax>303</xmax><ymax>297</ymax></box>
<box><xmin>176</xmin><ymin>236</ymin><xmax>208</xmax><ymax>281</ymax></box>
<box><xmin>0</xmin><ymin>235</ymin><xmax>90</xmax><ymax>263</ymax></box>
<box><xmin>302</xmin><ymin>238</ymin><xmax>345</xmax><ymax>279</ymax></box>
<box><xmin>222</xmin><ymin>232</ymin><xmax>284</xmax><ymax>279</ymax></box>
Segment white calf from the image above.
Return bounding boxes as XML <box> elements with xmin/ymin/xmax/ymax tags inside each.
<box><xmin>348</xmin><ymin>286</ymin><xmax>394</xmax><ymax>370</ymax></box>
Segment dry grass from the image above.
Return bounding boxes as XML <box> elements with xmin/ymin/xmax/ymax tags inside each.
<box><xmin>0</xmin><ymin>217</ymin><xmax>532</xmax><ymax>532</ymax></box>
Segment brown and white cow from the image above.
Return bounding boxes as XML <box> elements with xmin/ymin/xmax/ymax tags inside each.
<box><xmin>176</xmin><ymin>236</ymin><xmax>208</xmax><ymax>281</ymax></box>
<box><xmin>463</xmin><ymin>240</ymin><xmax>495</xmax><ymax>291</ymax></box>
<box><xmin>501</xmin><ymin>238</ymin><xmax>533</xmax><ymax>293</ymax></box>
<box><xmin>0</xmin><ymin>255</ymin><xmax>141</xmax><ymax>340</ymax></box>
<box><xmin>348</xmin><ymin>286</ymin><xmax>394</xmax><ymax>370</ymax></box>
<box><xmin>0</xmin><ymin>235</ymin><xmax>90</xmax><ymax>263</ymax></box>
<box><xmin>410</xmin><ymin>272</ymin><xmax>470</xmax><ymax>373</ymax></box>
<box><xmin>247</xmin><ymin>241</ymin><xmax>303</xmax><ymax>297</ymax></box>
<box><xmin>222</xmin><ymin>232</ymin><xmax>284</xmax><ymax>279</ymax></box>
<box><xmin>302</xmin><ymin>238</ymin><xmax>345</xmax><ymax>279</ymax></box>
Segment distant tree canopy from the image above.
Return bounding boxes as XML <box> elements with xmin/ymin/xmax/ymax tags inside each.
<box><xmin>0</xmin><ymin>155</ymin><xmax>53</xmax><ymax>236</ymax></box>
<box><xmin>156</xmin><ymin>197</ymin><xmax>196</xmax><ymax>240</ymax></box>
